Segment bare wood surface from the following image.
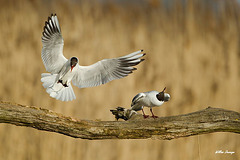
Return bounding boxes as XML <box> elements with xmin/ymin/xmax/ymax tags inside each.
<box><xmin>0</xmin><ymin>101</ymin><xmax>239</xmax><ymax>140</ymax></box>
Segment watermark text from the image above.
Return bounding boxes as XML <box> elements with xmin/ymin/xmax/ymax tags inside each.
<box><xmin>215</xmin><ymin>150</ymin><xmax>235</xmax><ymax>155</ymax></box>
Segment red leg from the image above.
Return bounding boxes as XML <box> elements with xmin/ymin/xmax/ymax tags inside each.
<box><xmin>142</xmin><ymin>109</ymin><xmax>149</xmax><ymax>118</ymax></box>
<box><xmin>150</xmin><ymin>108</ymin><xmax>158</xmax><ymax>118</ymax></box>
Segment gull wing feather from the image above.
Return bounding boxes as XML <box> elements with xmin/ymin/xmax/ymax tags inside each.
<box><xmin>72</xmin><ymin>50</ymin><xmax>146</xmax><ymax>88</ymax></box>
<box><xmin>131</xmin><ymin>92</ymin><xmax>146</xmax><ymax>111</ymax></box>
<box><xmin>131</xmin><ymin>93</ymin><xmax>146</xmax><ymax>106</ymax></box>
<box><xmin>41</xmin><ymin>14</ymin><xmax>67</xmax><ymax>74</ymax></box>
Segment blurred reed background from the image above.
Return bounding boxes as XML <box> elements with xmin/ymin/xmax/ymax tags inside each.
<box><xmin>0</xmin><ymin>0</ymin><xmax>239</xmax><ymax>159</ymax></box>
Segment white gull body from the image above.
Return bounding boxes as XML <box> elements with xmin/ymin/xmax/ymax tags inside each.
<box><xmin>41</xmin><ymin>14</ymin><xmax>146</xmax><ymax>101</ymax></box>
<box><xmin>131</xmin><ymin>89</ymin><xmax>170</xmax><ymax>118</ymax></box>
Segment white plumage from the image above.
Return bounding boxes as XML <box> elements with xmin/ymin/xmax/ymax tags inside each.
<box><xmin>41</xmin><ymin>14</ymin><xmax>146</xmax><ymax>101</ymax></box>
<box><xmin>131</xmin><ymin>88</ymin><xmax>170</xmax><ymax>118</ymax></box>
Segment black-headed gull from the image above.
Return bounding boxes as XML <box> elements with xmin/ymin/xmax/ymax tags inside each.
<box><xmin>131</xmin><ymin>87</ymin><xmax>170</xmax><ymax>118</ymax></box>
<box><xmin>41</xmin><ymin>14</ymin><xmax>146</xmax><ymax>101</ymax></box>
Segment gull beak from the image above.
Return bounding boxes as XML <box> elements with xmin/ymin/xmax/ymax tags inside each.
<box><xmin>162</xmin><ymin>87</ymin><xmax>166</xmax><ymax>92</ymax></box>
<box><xmin>164</xmin><ymin>93</ymin><xmax>170</xmax><ymax>102</ymax></box>
<box><xmin>71</xmin><ymin>65</ymin><xmax>74</xmax><ymax>71</ymax></box>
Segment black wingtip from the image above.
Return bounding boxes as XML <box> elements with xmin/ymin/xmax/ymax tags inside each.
<box><xmin>140</xmin><ymin>59</ymin><xmax>145</xmax><ymax>62</ymax></box>
<box><xmin>116</xmin><ymin>107</ymin><xmax>125</xmax><ymax>111</ymax></box>
<box><xmin>143</xmin><ymin>53</ymin><xmax>146</xmax><ymax>56</ymax></box>
<box><xmin>50</xmin><ymin>13</ymin><xmax>57</xmax><ymax>17</ymax></box>
<box><xmin>141</xmin><ymin>49</ymin><xmax>144</xmax><ymax>52</ymax></box>
<box><xmin>132</xmin><ymin>67</ymin><xmax>137</xmax><ymax>71</ymax></box>
<box><xmin>48</xmin><ymin>16</ymin><xmax>51</xmax><ymax>22</ymax></box>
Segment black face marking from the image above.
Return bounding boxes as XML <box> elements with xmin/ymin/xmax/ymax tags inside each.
<box><xmin>156</xmin><ymin>92</ymin><xmax>165</xmax><ymax>101</ymax></box>
<box><xmin>156</xmin><ymin>87</ymin><xmax>167</xmax><ymax>101</ymax></box>
<box><xmin>70</xmin><ymin>57</ymin><xmax>78</xmax><ymax>67</ymax></box>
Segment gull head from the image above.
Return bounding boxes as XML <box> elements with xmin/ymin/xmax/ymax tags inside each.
<box><xmin>156</xmin><ymin>87</ymin><xmax>170</xmax><ymax>102</ymax></box>
<box><xmin>70</xmin><ymin>57</ymin><xmax>78</xmax><ymax>71</ymax></box>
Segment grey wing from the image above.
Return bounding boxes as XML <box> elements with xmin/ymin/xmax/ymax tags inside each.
<box><xmin>72</xmin><ymin>50</ymin><xmax>146</xmax><ymax>88</ymax></box>
<box><xmin>41</xmin><ymin>14</ymin><xmax>67</xmax><ymax>74</ymax></box>
<box><xmin>131</xmin><ymin>93</ymin><xmax>145</xmax><ymax>106</ymax></box>
<box><xmin>131</xmin><ymin>93</ymin><xmax>145</xmax><ymax>111</ymax></box>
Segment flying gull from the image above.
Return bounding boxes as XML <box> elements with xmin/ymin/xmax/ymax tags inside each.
<box><xmin>41</xmin><ymin>14</ymin><xmax>146</xmax><ymax>101</ymax></box>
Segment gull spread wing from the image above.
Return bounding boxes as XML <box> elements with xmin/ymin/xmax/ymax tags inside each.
<box><xmin>41</xmin><ymin>14</ymin><xmax>67</xmax><ymax>74</ymax></box>
<box><xmin>72</xmin><ymin>50</ymin><xmax>146</xmax><ymax>88</ymax></box>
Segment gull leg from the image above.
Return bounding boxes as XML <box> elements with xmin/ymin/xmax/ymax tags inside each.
<box><xmin>142</xmin><ymin>109</ymin><xmax>149</xmax><ymax>118</ymax></box>
<box><xmin>57</xmin><ymin>80</ymin><xmax>63</xmax><ymax>84</ymax></box>
<box><xmin>150</xmin><ymin>108</ymin><xmax>158</xmax><ymax>118</ymax></box>
<box><xmin>57</xmin><ymin>80</ymin><xmax>68</xmax><ymax>87</ymax></box>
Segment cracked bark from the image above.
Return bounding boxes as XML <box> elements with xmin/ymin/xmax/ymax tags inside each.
<box><xmin>0</xmin><ymin>101</ymin><xmax>239</xmax><ymax>140</ymax></box>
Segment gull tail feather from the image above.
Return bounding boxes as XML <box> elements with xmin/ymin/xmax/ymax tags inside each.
<box><xmin>54</xmin><ymin>84</ymin><xmax>76</xmax><ymax>101</ymax></box>
<box><xmin>41</xmin><ymin>73</ymin><xmax>57</xmax><ymax>88</ymax></box>
<box><xmin>41</xmin><ymin>73</ymin><xmax>76</xmax><ymax>101</ymax></box>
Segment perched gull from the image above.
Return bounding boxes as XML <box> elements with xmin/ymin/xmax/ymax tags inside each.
<box><xmin>131</xmin><ymin>87</ymin><xmax>170</xmax><ymax>118</ymax></box>
<box><xmin>41</xmin><ymin>14</ymin><xmax>146</xmax><ymax>101</ymax></box>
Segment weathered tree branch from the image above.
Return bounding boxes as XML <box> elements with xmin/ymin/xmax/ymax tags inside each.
<box><xmin>0</xmin><ymin>101</ymin><xmax>239</xmax><ymax>140</ymax></box>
